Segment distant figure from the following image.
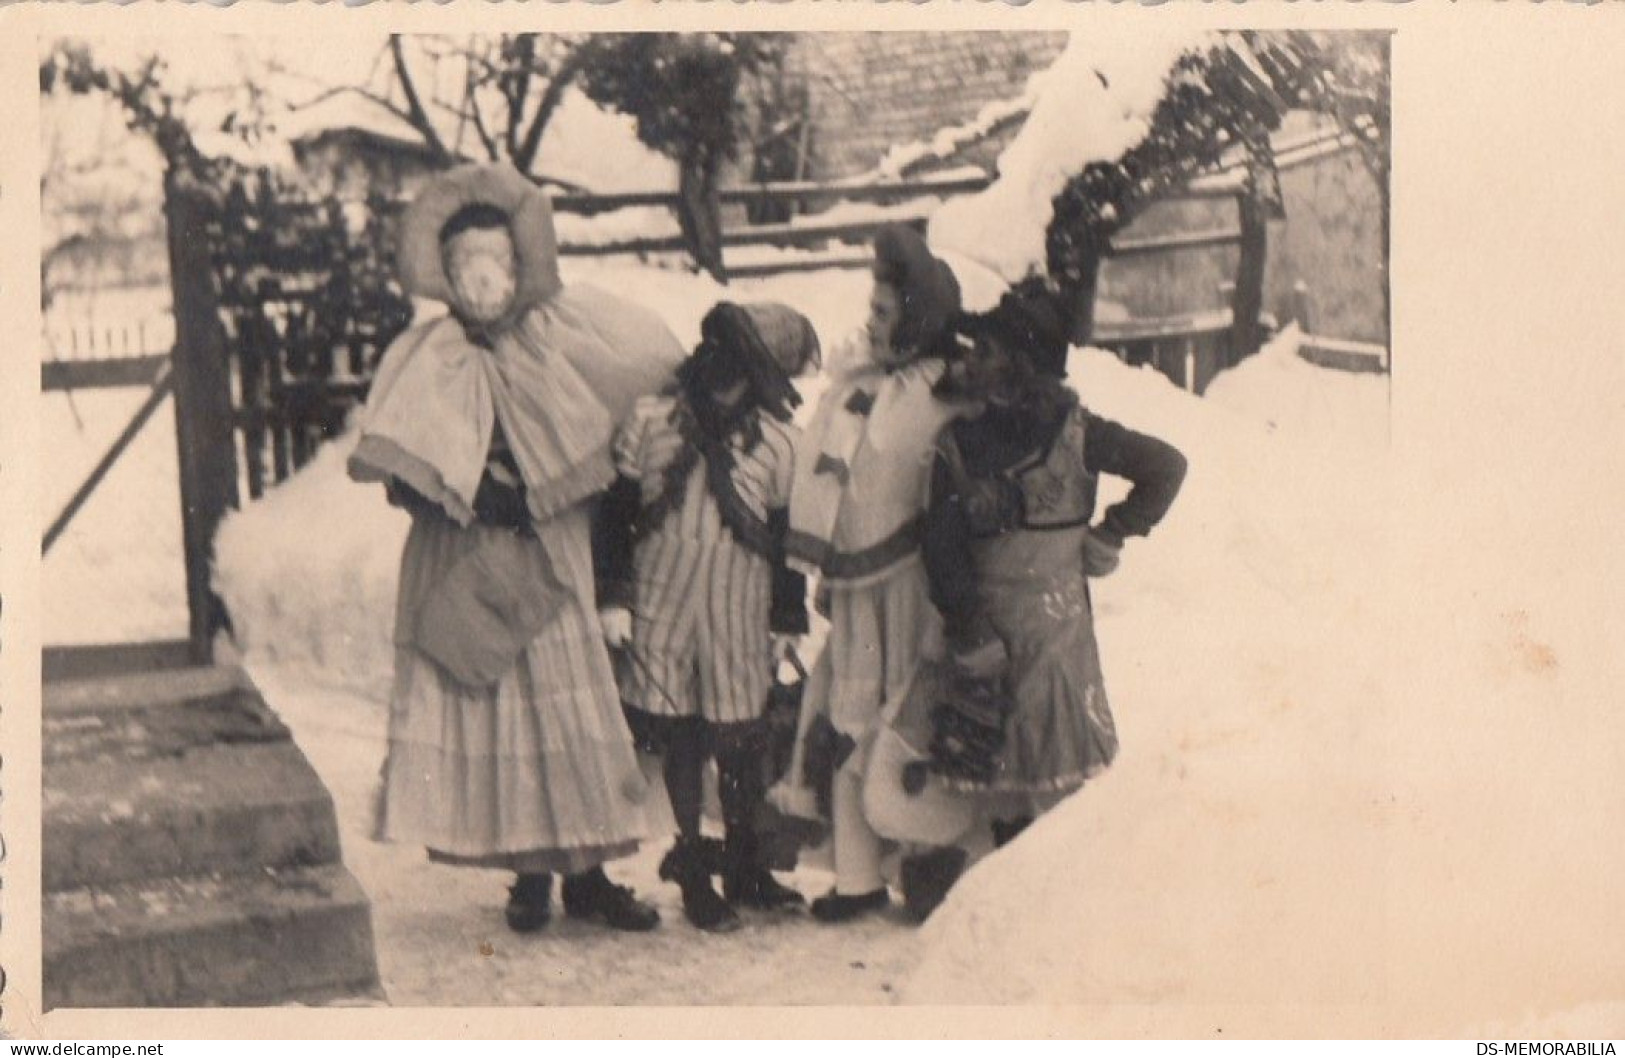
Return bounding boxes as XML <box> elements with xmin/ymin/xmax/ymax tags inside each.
<box><xmin>348</xmin><ymin>163</ymin><xmax>684</xmax><ymax>935</ymax></box>
<box><xmin>595</xmin><ymin>301</ymin><xmax>819</xmax><ymax>932</ymax></box>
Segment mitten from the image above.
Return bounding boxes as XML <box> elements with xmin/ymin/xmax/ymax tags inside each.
<box><xmin>599</xmin><ymin>606</ymin><xmax>633</xmax><ymax>649</ymax></box>
<box><xmin>473</xmin><ymin>466</ymin><xmax>533</xmax><ymax>535</ymax></box>
<box><xmin>1082</xmin><ymin>527</ymin><xmax>1122</xmax><ymax>578</ymax></box>
<box><xmin>386</xmin><ymin>478</ymin><xmax>444</xmax><ymax>520</ymax></box>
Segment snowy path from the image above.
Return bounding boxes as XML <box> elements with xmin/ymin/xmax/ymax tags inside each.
<box><xmin>249</xmin><ymin>665</ymin><xmax>921</xmax><ymax>1007</ymax></box>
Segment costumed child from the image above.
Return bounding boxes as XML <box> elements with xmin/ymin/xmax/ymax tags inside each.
<box><xmin>594</xmin><ymin>301</ymin><xmax>819</xmax><ymax>932</ymax></box>
<box><xmin>899</xmin><ymin>278</ymin><xmax>1187</xmax><ymax>915</ymax></box>
<box><xmin>347</xmin><ymin>163</ymin><xmax>685</xmax><ymax>934</ymax></box>
<box><xmin>776</xmin><ymin>224</ymin><xmax>974</xmax><ymax>923</ymax></box>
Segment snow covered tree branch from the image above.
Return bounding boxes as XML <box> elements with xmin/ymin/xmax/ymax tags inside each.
<box><xmin>1041</xmin><ymin>31</ymin><xmax>1389</xmax><ymax>343</ymax></box>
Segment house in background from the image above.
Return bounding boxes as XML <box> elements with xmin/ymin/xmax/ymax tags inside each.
<box><xmin>279</xmin><ymin>89</ymin><xmax>452</xmax><ymax>204</ymax></box>
<box><xmin>783</xmin><ymin>31</ymin><xmax>1070</xmax><ymax>181</ymax></box>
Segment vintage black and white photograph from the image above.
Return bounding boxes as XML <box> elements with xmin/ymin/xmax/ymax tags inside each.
<box><xmin>24</xmin><ymin>17</ymin><xmax>1613</xmax><ymax>1035</ymax></box>
<box><xmin>34</xmin><ymin>25</ymin><xmax>1397</xmax><ymax>1013</ymax></box>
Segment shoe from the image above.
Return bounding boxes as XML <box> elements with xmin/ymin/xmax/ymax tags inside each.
<box><xmin>991</xmin><ymin>815</ymin><xmax>1033</xmax><ymax>848</ymax></box>
<box><xmin>659</xmin><ymin>839</ymin><xmax>742</xmax><ymax>933</ymax></box>
<box><xmin>809</xmin><ymin>887</ymin><xmax>889</xmax><ymax>924</ymax></box>
<box><xmin>504</xmin><ymin>872</ymin><xmax>552</xmax><ymax>933</ymax></box>
<box><xmin>724</xmin><ymin>864</ymin><xmax>806</xmax><ymax>911</ymax></box>
<box><xmin>900</xmin><ymin>846</ymin><xmax>968</xmax><ymax>923</ymax></box>
<box><xmin>721</xmin><ymin>831</ymin><xmax>805</xmax><ymax>911</ymax></box>
<box><xmin>561</xmin><ymin>867</ymin><xmax>661</xmax><ymax>932</ymax></box>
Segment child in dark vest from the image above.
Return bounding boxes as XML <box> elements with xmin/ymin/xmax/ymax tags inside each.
<box><xmin>902</xmin><ymin>278</ymin><xmax>1187</xmax><ymax>918</ymax></box>
<box><xmin>594</xmin><ymin>302</ymin><xmax>819</xmax><ymax>931</ymax></box>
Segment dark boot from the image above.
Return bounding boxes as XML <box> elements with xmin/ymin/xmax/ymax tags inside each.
<box><xmin>658</xmin><ymin>837</ymin><xmax>741</xmax><ymax>933</ymax></box>
<box><xmin>717</xmin><ymin>735</ymin><xmax>805</xmax><ymax>912</ymax></box>
<box><xmin>991</xmin><ymin>815</ymin><xmax>1033</xmax><ymax>848</ymax></box>
<box><xmin>809</xmin><ymin>887</ymin><xmax>890</xmax><ymax>924</ymax></box>
<box><xmin>504</xmin><ymin>872</ymin><xmax>553</xmax><ymax>934</ymax></box>
<box><xmin>900</xmin><ymin>845</ymin><xmax>969</xmax><ymax>923</ymax></box>
<box><xmin>722</xmin><ymin>831</ymin><xmax>805</xmax><ymax>911</ymax></box>
<box><xmin>561</xmin><ymin>866</ymin><xmax>661</xmax><ymax>932</ymax></box>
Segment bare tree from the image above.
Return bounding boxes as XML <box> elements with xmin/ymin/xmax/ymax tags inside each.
<box><xmin>311</xmin><ymin>34</ymin><xmax>606</xmax><ymax>186</ymax></box>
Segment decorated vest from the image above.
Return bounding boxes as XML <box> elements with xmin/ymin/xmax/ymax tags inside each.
<box><xmin>939</xmin><ymin>404</ymin><xmax>1097</xmax><ymax>539</ymax></box>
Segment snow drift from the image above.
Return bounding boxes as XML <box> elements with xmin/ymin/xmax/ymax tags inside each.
<box><xmin>904</xmin><ymin>336</ymin><xmax>1624</xmax><ymax>1036</ymax></box>
<box><xmin>929</xmin><ymin>30</ymin><xmax>1214</xmax><ymax>290</ymax></box>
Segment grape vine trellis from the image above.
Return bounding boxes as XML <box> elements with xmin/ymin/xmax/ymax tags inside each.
<box><xmin>1045</xmin><ymin>30</ymin><xmax>1390</xmax><ymax>344</ymax></box>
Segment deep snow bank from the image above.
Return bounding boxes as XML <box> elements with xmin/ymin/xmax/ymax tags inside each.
<box><xmin>904</xmin><ymin>338</ymin><xmax>1624</xmax><ymax>1036</ymax></box>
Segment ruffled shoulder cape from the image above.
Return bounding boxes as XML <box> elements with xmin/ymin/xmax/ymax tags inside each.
<box><xmin>349</xmin><ymin>285</ymin><xmax>684</xmax><ymax>524</ymax></box>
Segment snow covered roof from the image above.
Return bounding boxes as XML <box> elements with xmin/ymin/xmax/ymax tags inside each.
<box><xmin>277</xmin><ymin>88</ymin><xmax>441</xmax><ymax>156</ymax></box>
<box><xmin>271</xmin><ymin>86</ymin><xmax>678</xmax><ymax>197</ymax></box>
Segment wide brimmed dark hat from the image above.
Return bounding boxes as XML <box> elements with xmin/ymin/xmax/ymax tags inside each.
<box><xmin>957</xmin><ymin>277</ymin><xmax>1072</xmax><ymax>378</ymax></box>
<box><xmin>398</xmin><ymin>163</ymin><xmax>561</xmax><ymax>314</ymax></box>
<box><xmin>873</xmin><ymin>224</ymin><xmax>962</xmax><ymax>356</ymax></box>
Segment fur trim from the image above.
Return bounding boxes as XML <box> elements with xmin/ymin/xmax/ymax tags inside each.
<box><xmin>398</xmin><ymin>163</ymin><xmax>561</xmax><ymax>316</ymax></box>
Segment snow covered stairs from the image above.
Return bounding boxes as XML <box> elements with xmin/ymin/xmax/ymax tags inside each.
<box><xmin>43</xmin><ymin>656</ymin><xmax>382</xmax><ymax>1009</ymax></box>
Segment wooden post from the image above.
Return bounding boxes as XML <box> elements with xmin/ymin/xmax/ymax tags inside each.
<box><xmin>165</xmin><ymin>175</ymin><xmax>240</xmax><ymax>665</ymax></box>
<box><xmin>1292</xmin><ymin>280</ymin><xmax>1314</xmax><ymax>334</ymax></box>
<box><xmin>1063</xmin><ymin>243</ymin><xmax>1105</xmax><ymax>349</ymax></box>
<box><xmin>1229</xmin><ymin>188</ymin><xmax>1268</xmax><ymax>367</ymax></box>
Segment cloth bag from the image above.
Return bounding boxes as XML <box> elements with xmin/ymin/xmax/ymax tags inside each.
<box><xmin>861</xmin><ymin>656</ymin><xmax>979</xmax><ymax>847</ymax></box>
<box><xmin>413</xmin><ymin>528</ymin><xmax>569</xmax><ymax>690</ymax></box>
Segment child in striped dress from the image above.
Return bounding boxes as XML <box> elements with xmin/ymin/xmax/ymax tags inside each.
<box><xmin>595</xmin><ymin>301</ymin><xmax>819</xmax><ymax>932</ymax></box>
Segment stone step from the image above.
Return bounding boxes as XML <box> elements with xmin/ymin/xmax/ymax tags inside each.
<box><xmin>43</xmin><ymin>640</ymin><xmax>195</xmax><ymax>684</ymax></box>
<box><xmin>44</xmin><ymin>863</ymin><xmax>382</xmax><ymax>1009</ymax></box>
<box><xmin>42</xmin><ymin>663</ymin><xmax>382</xmax><ymax>1009</ymax></box>
<box><xmin>44</xmin><ymin>738</ymin><xmax>343</xmax><ymax>891</ymax></box>
<box><xmin>43</xmin><ymin>665</ymin><xmax>342</xmax><ymax>889</ymax></box>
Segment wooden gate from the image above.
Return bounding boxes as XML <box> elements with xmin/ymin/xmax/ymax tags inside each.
<box><xmin>157</xmin><ymin>176</ymin><xmax>415</xmax><ymax>660</ymax></box>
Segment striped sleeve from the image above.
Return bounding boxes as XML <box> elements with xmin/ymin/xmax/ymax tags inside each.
<box><xmin>762</xmin><ymin>419</ymin><xmax>801</xmax><ymax>510</ymax></box>
<box><xmin>611</xmin><ymin>400</ymin><xmax>657</xmax><ymax>480</ymax></box>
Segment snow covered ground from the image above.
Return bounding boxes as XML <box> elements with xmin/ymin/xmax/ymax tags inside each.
<box><xmin>44</xmin><ymin>387</ymin><xmax>189</xmax><ymax>645</ymax></box>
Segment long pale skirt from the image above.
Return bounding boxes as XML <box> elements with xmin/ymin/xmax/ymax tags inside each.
<box><xmin>373</xmin><ymin>506</ymin><xmax>651</xmax><ymax>875</ymax></box>
<box><xmin>819</xmin><ymin>557</ymin><xmax>943</xmax><ymax>747</ymax></box>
